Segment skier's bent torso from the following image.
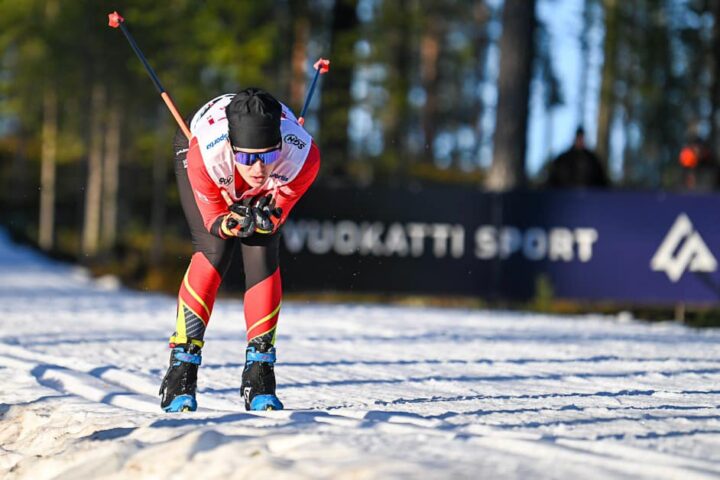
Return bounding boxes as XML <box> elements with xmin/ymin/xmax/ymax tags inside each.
<box><xmin>159</xmin><ymin>89</ymin><xmax>320</xmax><ymax>412</ymax></box>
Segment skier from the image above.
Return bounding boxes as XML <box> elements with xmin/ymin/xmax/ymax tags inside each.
<box><xmin>159</xmin><ymin>88</ymin><xmax>321</xmax><ymax>412</ymax></box>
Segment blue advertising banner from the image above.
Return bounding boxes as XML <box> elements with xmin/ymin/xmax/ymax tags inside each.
<box><xmin>233</xmin><ymin>186</ymin><xmax>720</xmax><ymax>304</ymax></box>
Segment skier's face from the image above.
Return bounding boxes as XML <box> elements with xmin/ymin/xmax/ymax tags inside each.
<box><xmin>234</xmin><ymin>146</ymin><xmax>275</xmax><ymax>187</ymax></box>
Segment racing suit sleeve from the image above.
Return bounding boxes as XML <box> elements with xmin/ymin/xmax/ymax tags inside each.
<box><xmin>186</xmin><ymin>138</ymin><xmax>321</xmax><ymax>238</ymax></box>
<box><xmin>185</xmin><ymin>137</ymin><xmax>232</xmax><ymax>238</ymax></box>
<box><xmin>270</xmin><ymin>141</ymin><xmax>321</xmax><ymax>230</ymax></box>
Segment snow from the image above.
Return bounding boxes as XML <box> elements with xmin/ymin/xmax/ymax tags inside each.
<box><xmin>1</xmin><ymin>230</ymin><xmax>720</xmax><ymax>479</ymax></box>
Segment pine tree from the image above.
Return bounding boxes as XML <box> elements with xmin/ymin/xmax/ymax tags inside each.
<box><xmin>486</xmin><ymin>0</ymin><xmax>536</xmax><ymax>190</ymax></box>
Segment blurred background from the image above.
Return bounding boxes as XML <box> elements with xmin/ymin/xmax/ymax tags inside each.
<box><xmin>2</xmin><ymin>0</ymin><xmax>720</xmax><ymax>321</ymax></box>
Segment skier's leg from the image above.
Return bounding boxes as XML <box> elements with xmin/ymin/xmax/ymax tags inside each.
<box><xmin>170</xmin><ymin>251</ymin><xmax>227</xmax><ymax>346</ymax></box>
<box><xmin>241</xmin><ymin>232</ymin><xmax>282</xmax><ymax>345</ymax></box>
<box><xmin>170</xmin><ymin>127</ymin><xmax>236</xmax><ymax>347</ymax></box>
<box><xmin>239</xmin><ymin>232</ymin><xmax>283</xmax><ymax>410</ymax></box>
<box><xmin>159</xmin><ymin>127</ymin><xmax>235</xmax><ymax>412</ymax></box>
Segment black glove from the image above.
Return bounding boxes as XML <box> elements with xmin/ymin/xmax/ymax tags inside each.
<box><xmin>220</xmin><ymin>200</ymin><xmax>255</xmax><ymax>238</ymax></box>
<box><xmin>252</xmin><ymin>194</ymin><xmax>283</xmax><ymax>234</ymax></box>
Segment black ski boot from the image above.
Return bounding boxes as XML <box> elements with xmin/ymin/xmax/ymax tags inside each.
<box><xmin>241</xmin><ymin>342</ymin><xmax>283</xmax><ymax>411</ymax></box>
<box><xmin>159</xmin><ymin>344</ymin><xmax>202</xmax><ymax>412</ymax></box>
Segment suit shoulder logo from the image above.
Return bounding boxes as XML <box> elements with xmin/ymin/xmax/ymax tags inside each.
<box><xmin>284</xmin><ymin>133</ymin><xmax>307</xmax><ymax>150</ymax></box>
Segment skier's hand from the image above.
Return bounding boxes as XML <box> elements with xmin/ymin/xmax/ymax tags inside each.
<box><xmin>220</xmin><ymin>201</ymin><xmax>255</xmax><ymax>238</ymax></box>
<box><xmin>252</xmin><ymin>194</ymin><xmax>283</xmax><ymax>234</ymax></box>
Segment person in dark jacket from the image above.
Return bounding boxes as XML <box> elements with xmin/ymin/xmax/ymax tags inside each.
<box><xmin>546</xmin><ymin>126</ymin><xmax>609</xmax><ymax>188</ymax></box>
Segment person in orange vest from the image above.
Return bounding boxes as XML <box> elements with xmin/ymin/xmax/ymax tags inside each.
<box><xmin>678</xmin><ymin>137</ymin><xmax>716</xmax><ymax>190</ymax></box>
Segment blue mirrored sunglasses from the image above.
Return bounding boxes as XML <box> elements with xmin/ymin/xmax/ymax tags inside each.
<box><xmin>232</xmin><ymin>146</ymin><xmax>282</xmax><ymax>166</ymax></box>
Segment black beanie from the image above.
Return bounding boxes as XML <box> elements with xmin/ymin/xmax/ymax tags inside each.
<box><xmin>227</xmin><ymin>88</ymin><xmax>282</xmax><ymax>149</ymax></box>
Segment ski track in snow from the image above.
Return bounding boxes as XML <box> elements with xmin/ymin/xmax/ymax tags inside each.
<box><xmin>1</xmin><ymin>230</ymin><xmax>720</xmax><ymax>479</ymax></box>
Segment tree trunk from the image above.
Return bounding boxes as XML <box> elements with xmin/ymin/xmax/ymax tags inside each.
<box><xmin>289</xmin><ymin>2</ymin><xmax>310</xmax><ymax>110</ymax></box>
<box><xmin>150</xmin><ymin>112</ymin><xmax>170</xmax><ymax>266</ymax></box>
<box><xmin>82</xmin><ymin>82</ymin><xmax>106</xmax><ymax>257</ymax></box>
<box><xmin>381</xmin><ymin>0</ymin><xmax>415</xmax><ymax>174</ymax></box>
<box><xmin>10</xmin><ymin>128</ymin><xmax>28</xmax><ymax>211</ymax></box>
<box><xmin>39</xmin><ymin>85</ymin><xmax>57</xmax><ymax>251</ymax></box>
<box><xmin>150</xmin><ymin>155</ymin><xmax>167</xmax><ymax>266</ymax></box>
<box><xmin>420</xmin><ymin>19</ymin><xmax>441</xmax><ymax>164</ymax></box>
<box><xmin>709</xmin><ymin>0</ymin><xmax>720</xmax><ymax>155</ymax></box>
<box><xmin>472</xmin><ymin>2</ymin><xmax>491</xmax><ymax>161</ymax></box>
<box><xmin>318</xmin><ymin>0</ymin><xmax>359</xmax><ymax>177</ymax></box>
<box><xmin>102</xmin><ymin>102</ymin><xmax>122</xmax><ymax>250</ymax></box>
<box><xmin>485</xmin><ymin>0</ymin><xmax>536</xmax><ymax>191</ymax></box>
<box><xmin>596</xmin><ymin>0</ymin><xmax>619</xmax><ymax>170</ymax></box>
<box><xmin>38</xmin><ymin>0</ymin><xmax>59</xmax><ymax>251</ymax></box>
<box><xmin>577</xmin><ymin>0</ymin><xmax>592</xmax><ymax>124</ymax></box>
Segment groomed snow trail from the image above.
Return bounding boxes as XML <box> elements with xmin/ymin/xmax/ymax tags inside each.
<box><xmin>1</xmin><ymin>231</ymin><xmax>720</xmax><ymax>479</ymax></box>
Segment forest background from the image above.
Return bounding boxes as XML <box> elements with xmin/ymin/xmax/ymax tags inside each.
<box><xmin>1</xmin><ymin>0</ymin><xmax>719</xmax><ymax>300</ymax></box>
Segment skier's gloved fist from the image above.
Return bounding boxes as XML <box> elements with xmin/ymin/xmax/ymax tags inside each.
<box><xmin>220</xmin><ymin>203</ymin><xmax>254</xmax><ymax>238</ymax></box>
<box><xmin>252</xmin><ymin>194</ymin><xmax>283</xmax><ymax>234</ymax></box>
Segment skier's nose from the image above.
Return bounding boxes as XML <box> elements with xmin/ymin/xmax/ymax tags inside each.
<box><xmin>251</xmin><ymin>160</ymin><xmax>266</xmax><ymax>173</ymax></box>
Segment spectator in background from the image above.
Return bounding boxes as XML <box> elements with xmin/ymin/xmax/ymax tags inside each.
<box><xmin>678</xmin><ymin>136</ymin><xmax>718</xmax><ymax>191</ymax></box>
<box><xmin>546</xmin><ymin>126</ymin><xmax>609</xmax><ymax>189</ymax></box>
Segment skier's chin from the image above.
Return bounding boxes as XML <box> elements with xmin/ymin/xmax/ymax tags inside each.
<box><xmin>247</xmin><ymin>175</ymin><xmax>267</xmax><ymax>187</ymax></box>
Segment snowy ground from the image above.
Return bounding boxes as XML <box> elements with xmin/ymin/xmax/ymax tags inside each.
<box><xmin>1</xmin><ymin>231</ymin><xmax>720</xmax><ymax>479</ymax></box>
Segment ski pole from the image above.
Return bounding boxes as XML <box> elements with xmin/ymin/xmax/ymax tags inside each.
<box><xmin>298</xmin><ymin>58</ymin><xmax>331</xmax><ymax>126</ymax></box>
<box><xmin>107</xmin><ymin>11</ymin><xmax>192</xmax><ymax>140</ymax></box>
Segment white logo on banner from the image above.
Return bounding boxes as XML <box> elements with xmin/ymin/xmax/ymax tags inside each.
<box><xmin>651</xmin><ymin>213</ymin><xmax>717</xmax><ymax>282</ymax></box>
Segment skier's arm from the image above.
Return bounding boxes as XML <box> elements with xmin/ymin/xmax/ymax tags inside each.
<box><xmin>270</xmin><ymin>141</ymin><xmax>321</xmax><ymax>230</ymax></box>
<box><xmin>185</xmin><ymin>138</ymin><xmax>241</xmax><ymax>238</ymax></box>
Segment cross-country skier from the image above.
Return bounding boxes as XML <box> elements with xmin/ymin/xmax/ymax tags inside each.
<box><xmin>159</xmin><ymin>88</ymin><xmax>320</xmax><ymax>412</ymax></box>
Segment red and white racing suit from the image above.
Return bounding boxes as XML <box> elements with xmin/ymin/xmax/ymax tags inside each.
<box><xmin>170</xmin><ymin>94</ymin><xmax>320</xmax><ymax>348</ymax></box>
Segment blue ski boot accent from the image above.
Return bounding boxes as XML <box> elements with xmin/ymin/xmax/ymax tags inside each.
<box><xmin>159</xmin><ymin>345</ymin><xmax>202</xmax><ymax>412</ymax></box>
<box><xmin>164</xmin><ymin>394</ymin><xmax>198</xmax><ymax>413</ymax></box>
<box><xmin>250</xmin><ymin>394</ymin><xmax>284</xmax><ymax>411</ymax></box>
<box><xmin>242</xmin><ymin>343</ymin><xmax>283</xmax><ymax>411</ymax></box>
